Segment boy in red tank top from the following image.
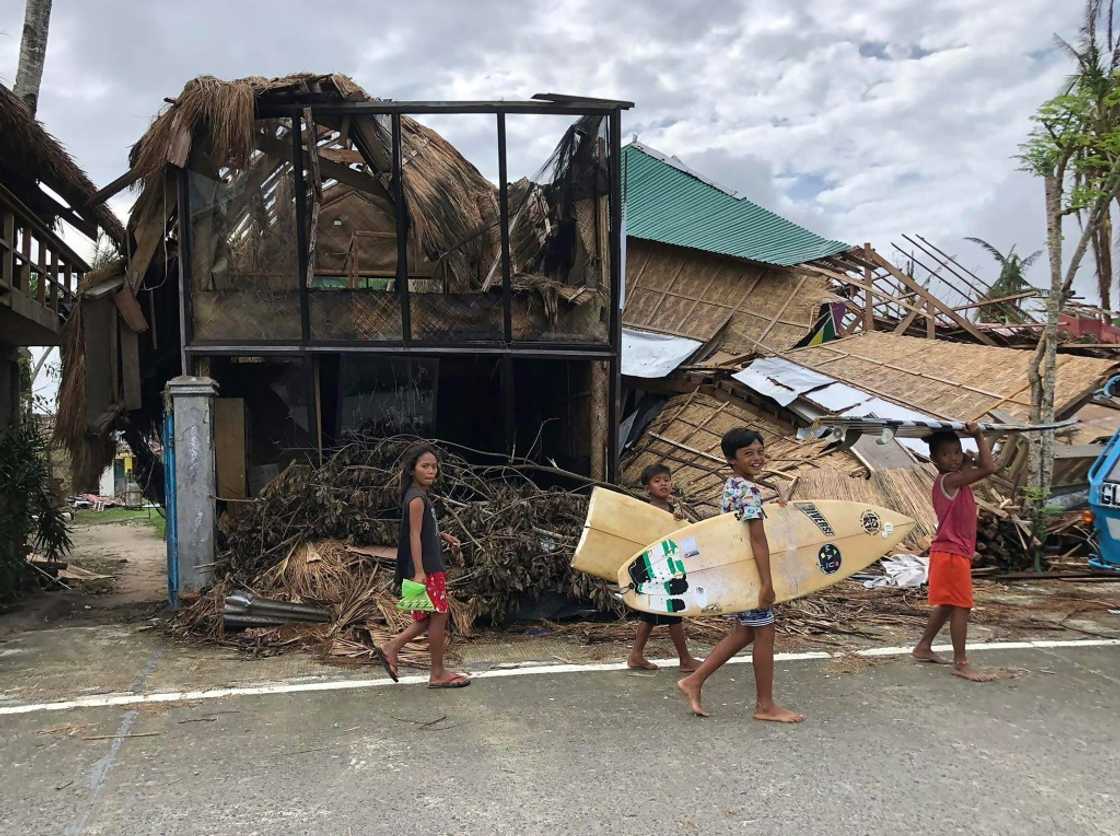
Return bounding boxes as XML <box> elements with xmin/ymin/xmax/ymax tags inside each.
<box><xmin>912</xmin><ymin>423</ymin><xmax>999</xmax><ymax>681</ymax></box>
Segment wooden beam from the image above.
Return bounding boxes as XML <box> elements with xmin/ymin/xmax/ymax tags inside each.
<box><xmin>88</xmin><ymin>168</ymin><xmax>142</xmax><ymax>207</ymax></box>
<box><xmin>865</xmin><ymin>247</ymin><xmax>997</xmax><ymax>345</ymax></box>
<box><xmin>925</xmin><ymin>297</ymin><xmax>936</xmax><ymax>339</ymax></box>
<box><xmin>952</xmin><ymin>289</ymin><xmax>1039</xmax><ymax>312</ymax></box>
<box><xmin>862</xmin><ymin>246</ymin><xmax>875</xmax><ymax>333</ymax></box>
<box><xmin>303</xmin><ymin>108</ymin><xmax>323</xmax><ymax>287</ymax></box>
<box><xmin>255</xmin><ymin>133</ymin><xmax>386</xmax><ymax>202</ymax></box>
<box><xmin>892</xmin><ymin>306</ymin><xmax>921</xmax><ymax>335</ymax></box>
<box><xmin>36</xmin><ymin>235</ymin><xmax>46</xmax><ymax>304</ymax></box>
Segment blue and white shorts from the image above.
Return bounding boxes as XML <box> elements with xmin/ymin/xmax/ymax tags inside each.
<box><xmin>727</xmin><ymin>607</ymin><xmax>775</xmax><ymax>628</ymax></box>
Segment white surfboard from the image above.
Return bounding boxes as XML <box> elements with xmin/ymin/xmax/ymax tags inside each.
<box><xmin>618</xmin><ymin>500</ymin><xmax>915</xmax><ymax>617</ymax></box>
<box><xmin>570</xmin><ymin>487</ymin><xmax>687</xmax><ymax>582</ymax></box>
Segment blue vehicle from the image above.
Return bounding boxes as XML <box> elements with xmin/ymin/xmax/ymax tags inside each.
<box><xmin>1087</xmin><ymin>429</ymin><xmax>1120</xmax><ymax>572</ymax></box>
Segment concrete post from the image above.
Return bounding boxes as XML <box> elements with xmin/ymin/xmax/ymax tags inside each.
<box><xmin>167</xmin><ymin>376</ymin><xmax>219</xmax><ymax>595</ymax></box>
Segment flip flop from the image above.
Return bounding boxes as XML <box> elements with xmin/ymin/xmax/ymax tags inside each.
<box><xmin>378</xmin><ymin>649</ymin><xmax>399</xmax><ymax>683</ymax></box>
<box><xmin>428</xmin><ymin>676</ymin><xmax>471</xmax><ymax>689</ymax></box>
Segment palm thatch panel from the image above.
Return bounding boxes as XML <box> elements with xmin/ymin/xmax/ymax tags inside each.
<box><xmin>782</xmin><ymin>332</ymin><xmax>1117</xmax><ymax>421</ymax></box>
<box><xmin>622</xmin><ymin>239</ymin><xmax>829</xmax><ymax>356</ymax></box>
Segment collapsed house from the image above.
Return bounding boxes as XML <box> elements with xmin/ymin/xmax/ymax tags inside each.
<box><xmin>615</xmin><ymin>146</ymin><xmax>1120</xmax><ymax>543</ymax></box>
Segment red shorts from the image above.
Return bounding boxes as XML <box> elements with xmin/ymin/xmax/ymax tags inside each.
<box><xmin>928</xmin><ymin>550</ymin><xmax>973</xmax><ymax>609</ymax></box>
<box><xmin>411</xmin><ymin>571</ymin><xmax>450</xmax><ymax>621</ymax></box>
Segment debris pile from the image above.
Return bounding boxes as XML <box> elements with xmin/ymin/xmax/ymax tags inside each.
<box><xmin>975</xmin><ymin>501</ymin><xmax>1096</xmax><ymax>571</ymax></box>
<box><xmin>176</xmin><ymin>435</ymin><xmax>618</xmax><ymax>660</ymax></box>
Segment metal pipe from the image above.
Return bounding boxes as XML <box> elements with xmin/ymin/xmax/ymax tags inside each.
<box><xmin>175</xmin><ymin>167</ymin><xmax>194</xmax><ymax>376</ymax></box>
<box><xmin>497</xmin><ymin>113</ymin><xmax>513</xmax><ymax>343</ymax></box>
<box><xmin>606</xmin><ymin>108</ymin><xmax>623</xmax><ymax>483</ymax></box>
<box><xmin>293</xmin><ymin>115</ymin><xmax>311</xmax><ymax>343</ymax></box>
<box><xmin>391</xmin><ymin>114</ymin><xmax>411</xmax><ymax>342</ymax></box>
<box><xmin>162</xmin><ymin>403</ymin><xmax>179</xmax><ymax>608</ymax></box>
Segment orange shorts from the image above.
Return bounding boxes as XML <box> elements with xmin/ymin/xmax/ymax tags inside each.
<box><xmin>928</xmin><ymin>550</ymin><xmax>973</xmax><ymax>609</ymax></box>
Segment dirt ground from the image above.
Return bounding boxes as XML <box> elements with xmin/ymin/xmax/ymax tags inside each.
<box><xmin>0</xmin><ymin>519</ymin><xmax>168</xmax><ymax>637</ymax></box>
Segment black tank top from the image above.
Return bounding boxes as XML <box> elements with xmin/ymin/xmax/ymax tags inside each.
<box><xmin>395</xmin><ymin>486</ymin><xmax>444</xmax><ymax>585</ymax></box>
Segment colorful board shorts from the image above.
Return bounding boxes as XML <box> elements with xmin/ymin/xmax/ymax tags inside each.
<box><xmin>727</xmin><ymin>607</ymin><xmax>775</xmax><ymax>628</ymax></box>
<box><xmin>928</xmin><ymin>550</ymin><xmax>973</xmax><ymax>609</ymax></box>
<box><xmin>411</xmin><ymin>571</ymin><xmax>450</xmax><ymax>621</ymax></box>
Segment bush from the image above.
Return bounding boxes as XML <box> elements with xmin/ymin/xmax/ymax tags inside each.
<box><xmin>0</xmin><ymin>421</ymin><xmax>72</xmax><ymax>600</ymax></box>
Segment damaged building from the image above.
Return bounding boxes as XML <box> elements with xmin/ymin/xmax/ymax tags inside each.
<box><xmin>61</xmin><ymin>76</ymin><xmax>630</xmax><ymax>506</ymax></box>
<box><xmin>0</xmin><ymin>83</ymin><xmax>125</xmax><ymax>427</ymax></box>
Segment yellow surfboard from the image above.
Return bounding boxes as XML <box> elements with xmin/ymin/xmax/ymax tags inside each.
<box><xmin>618</xmin><ymin>500</ymin><xmax>915</xmax><ymax>617</ymax></box>
<box><xmin>571</xmin><ymin>487</ymin><xmax>688</xmax><ymax>582</ymax></box>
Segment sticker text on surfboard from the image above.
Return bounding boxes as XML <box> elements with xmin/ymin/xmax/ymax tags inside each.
<box><xmin>795</xmin><ymin>502</ymin><xmax>836</xmax><ymax>537</ymax></box>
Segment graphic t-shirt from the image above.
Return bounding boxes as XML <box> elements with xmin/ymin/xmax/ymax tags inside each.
<box><xmin>721</xmin><ymin>476</ymin><xmax>764</xmax><ymax>522</ymax></box>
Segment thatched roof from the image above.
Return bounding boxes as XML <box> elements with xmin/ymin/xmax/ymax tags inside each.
<box><xmin>780</xmin><ymin>332</ymin><xmax>1117</xmax><ymax>421</ymax></box>
<box><xmin>125</xmin><ymin>73</ymin><xmax>500</xmax><ymax>291</ymax></box>
<box><xmin>0</xmin><ymin>83</ymin><xmax>126</xmax><ymax>249</ymax></box>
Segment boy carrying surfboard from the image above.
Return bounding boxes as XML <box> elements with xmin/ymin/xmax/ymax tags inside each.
<box><xmin>628</xmin><ymin>464</ymin><xmax>703</xmax><ymax>672</ymax></box>
<box><xmin>911</xmin><ymin>423</ymin><xmax>999</xmax><ymax>682</ymax></box>
<box><xmin>676</xmin><ymin>428</ymin><xmax>805</xmax><ymax>722</ymax></box>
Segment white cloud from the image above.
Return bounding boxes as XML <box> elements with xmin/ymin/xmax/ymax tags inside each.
<box><xmin>0</xmin><ymin>0</ymin><xmax>1100</xmax><ymax>301</ymax></box>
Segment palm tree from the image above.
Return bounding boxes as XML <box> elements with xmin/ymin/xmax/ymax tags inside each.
<box><xmin>1054</xmin><ymin>0</ymin><xmax>1120</xmax><ymax>309</ymax></box>
<box><xmin>965</xmin><ymin>237</ymin><xmax>1042</xmax><ymax>323</ymax></box>
<box><xmin>13</xmin><ymin>0</ymin><xmax>53</xmax><ymax>117</ymax></box>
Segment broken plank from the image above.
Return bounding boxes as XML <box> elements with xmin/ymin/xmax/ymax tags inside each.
<box><xmin>120</xmin><ymin>327</ymin><xmax>142</xmax><ymax>411</ymax></box>
<box><xmin>114</xmin><ymin>286</ymin><xmax>149</xmax><ymax>333</ymax></box>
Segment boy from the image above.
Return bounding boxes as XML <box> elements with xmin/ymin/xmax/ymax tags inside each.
<box><xmin>676</xmin><ymin>428</ymin><xmax>804</xmax><ymax>722</ymax></box>
<box><xmin>628</xmin><ymin>463</ymin><xmax>703</xmax><ymax>672</ymax></box>
<box><xmin>912</xmin><ymin>423</ymin><xmax>998</xmax><ymax>682</ymax></box>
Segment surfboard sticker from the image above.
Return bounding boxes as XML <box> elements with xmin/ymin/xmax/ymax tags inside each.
<box><xmin>795</xmin><ymin>502</ymin><xmax>836</xmax><ymax>537</ymax></box>
<box><xmin>680</xmin><ymin>537</ymin><xmax>700</xmax><ymax>558</ymax></box>
<box><xmin>860</xmin><ymin>510</ymin><xmax>882</xmax><ymax>535</ymax></box>
<box><xmin>817</xmin><ymin>544</ymin><xmax>842</xmax><ymax>574</ymax></box>
<box><xmin>637</xmin><ymin>577</ymin><xmax>689</xmax><ymax>596</ymax></box>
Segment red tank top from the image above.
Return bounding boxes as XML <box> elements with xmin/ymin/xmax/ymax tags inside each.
<box><xmin>930</xmin><ymin>474</ymin><xmax>976</xmax><ymax>557</ymax></box>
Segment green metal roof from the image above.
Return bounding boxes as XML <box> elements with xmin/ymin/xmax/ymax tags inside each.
<box><xmin>622</xmin><ymin>143</ymin><xmax>850</xmax><ymax>267</ymax></box>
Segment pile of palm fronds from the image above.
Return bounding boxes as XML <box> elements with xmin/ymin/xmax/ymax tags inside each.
<box><xmin>176</xmin><ymin>434</ymin><xmax>618</xmax><ymax>658</ymax></box>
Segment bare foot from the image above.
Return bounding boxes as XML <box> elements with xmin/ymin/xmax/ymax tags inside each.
<box><xmin>628</xmin><ymin>657</ymin><xmax>659</xmax><ymax>671</ymax></box>
<box><xmin>912</xmin><ymin>648</ymin><xmax>950</xmax><ymax>665</ymax></box>
<box><xmin>953</xmin><ymin>663</ymin><xmax>997</xmax><ymax>682</ymax></box>
<box><xmin>676</xmin><ymin>677</ymin><xmax>709</xmax><ymax>717</ymax></box>
<box><xmin>678</xmin><ymin>657</ymin><xmax>703</xmax><ymax>673</ymax></box>
<box><xmin>753</xmin><ymin>703</ymin><xmax>806</xmax><ymax>723</ymax></box>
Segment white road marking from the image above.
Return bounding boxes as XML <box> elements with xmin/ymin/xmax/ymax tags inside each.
<box><xmin>1</xmin><ymin>638</ymin><xmax>1117</xmax><ymax>717</ymax></box>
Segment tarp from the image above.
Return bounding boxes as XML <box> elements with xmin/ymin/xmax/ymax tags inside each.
<box><xmin>621</xmin><ymin>328</ymin><xmax>703</xmax><ymax>379</ymax></box>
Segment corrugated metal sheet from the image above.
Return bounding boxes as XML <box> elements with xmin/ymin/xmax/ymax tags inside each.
<box><xmin>623</xmin><ymin>143</ymin><xmax>850</xmax><ymax>267</ymax></box>
<box><xmin>621</xmin><ymin>327</ymin><xmax>703</xmax><ymax>379</ymax></box>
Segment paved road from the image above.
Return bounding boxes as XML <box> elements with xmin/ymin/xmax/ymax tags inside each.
<box><xmin>3</xmin><ymin>643</ymin><xmax>1118</xmax><ymax>835</ymax></box>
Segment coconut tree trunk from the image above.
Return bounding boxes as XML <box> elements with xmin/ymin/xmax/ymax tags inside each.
<box><xmin>1029</xmin><ymin>175</ymin><xmax>1063</xmax><ymax>486</ymax></box>
<box><xmin>13</xmin><ymin>0</ymin><xmax>53</xmax><ymax>117</ymax></box>
<box><xmin>1097</xmin><ymin>213</ymin><xmax>1113</xmax><ymax>310</ymax></box>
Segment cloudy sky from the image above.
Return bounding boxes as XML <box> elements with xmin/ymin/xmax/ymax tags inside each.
<box><xmin>0</xmin><ymin>0</ymin><xmax>1093</xmax><ymax>393</ymax></box>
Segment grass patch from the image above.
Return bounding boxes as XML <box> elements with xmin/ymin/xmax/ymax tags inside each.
<box><xmin>73</xmin><ymin>507</ymin><xmax>166</xmax><ymax>539</ymax></box>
